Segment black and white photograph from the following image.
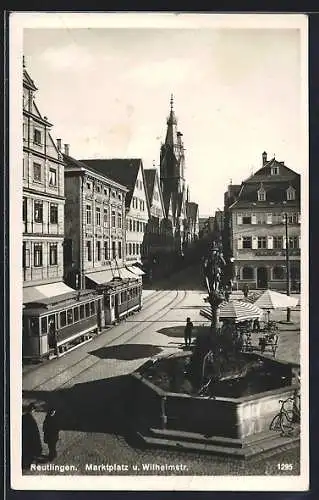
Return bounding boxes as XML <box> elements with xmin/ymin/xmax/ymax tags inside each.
<box><xmin>9</xmin><ymin>12</ymin><xmax>308</xmax><ymax>491</ymax></box>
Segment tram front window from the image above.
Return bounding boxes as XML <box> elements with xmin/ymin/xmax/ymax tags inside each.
<box><xmin>29</xmin><ymin>317</ymin><xmax>39</xmax><ymax>335</ymax></box>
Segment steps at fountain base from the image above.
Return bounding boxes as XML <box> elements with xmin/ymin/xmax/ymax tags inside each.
<box><xmin>137</xmin><ymin>427</ymin><xmax>300</xmax><ymax>458</ymax></box>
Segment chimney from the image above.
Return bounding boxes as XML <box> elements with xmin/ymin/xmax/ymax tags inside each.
<box><xmin>57</xmin><ymin>139</ymin><xmax>62</xmax><ymax>151</ymax></box>
<box><xmin>262</xmin><ymin>151</ymin><xmax>267</xmax><ymax>166</ymax></box>
<box><xmin>64</xmin><ymin>144</ymin><xmax>70</xmax><ymax>156</ymax></box>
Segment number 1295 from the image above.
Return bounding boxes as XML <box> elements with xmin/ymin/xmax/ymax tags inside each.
<box><xmin>277</xmin><ymin>463</ymin><xmax>293</xmax><ymax>471</ymax></box>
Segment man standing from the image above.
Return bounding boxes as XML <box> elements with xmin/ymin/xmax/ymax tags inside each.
<box><xmin>184</xmin><ymin>317</ymin><xmax>194</xmax><ymax>348</ymax></box>
<box><xmin>22</xmin><ymin>403</ymin><xmax>42</xmax><ymax>470</ymax></box>
<box><xmin>43</xmin><ymin>408</ymin><xmax>60</xmax><ymax>461</ymax></box>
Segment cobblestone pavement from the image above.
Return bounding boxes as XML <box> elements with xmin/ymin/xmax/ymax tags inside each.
<box><xmin>21</xmin><ymin>283</ymin><xmax>302</xmax><ymax>479</ymax></box>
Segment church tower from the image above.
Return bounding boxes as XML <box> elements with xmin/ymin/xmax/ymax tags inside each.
<box><xmin>160</xmin><ymin>95</ymin><xmax>186</xmax><ymax>222</ymax></box>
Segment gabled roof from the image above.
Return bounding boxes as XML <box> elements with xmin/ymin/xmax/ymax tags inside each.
<box><xmin>23</xmin><ymin>68</ymin><xmax>38</xmax><ymax>91</ymax></box>
<box><xmin>230</xmin><ymin>158</ymin><xmax>300</xmax><ymax>209</ymax></box>
<box><xmin>80</xmin><ymin>158</ymin><xmax>146</xmax><ymax>209</ymax></box>
<box><xmin>144</xmin><ymin>169</ymin><xmax>157</xmax><ymax>203</ymax></box>
<box><xmin>64</xmin><ymin>155</ymin><xmax>129</xmax><ymax>192</ymax></box>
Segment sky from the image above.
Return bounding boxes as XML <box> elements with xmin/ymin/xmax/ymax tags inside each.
<box><xmin>23</xmin><ymin>21</ymin><xmax>305</xmax><ymax>216</ymax></box>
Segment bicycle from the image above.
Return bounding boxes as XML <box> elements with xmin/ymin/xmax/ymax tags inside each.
<box><xmin>269</xmin><ymin>397</ymin><xmax>299</xmax><ymax>437</ymax></box>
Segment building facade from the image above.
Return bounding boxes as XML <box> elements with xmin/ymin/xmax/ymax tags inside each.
<box><xmin>22</xmin><ymin>65</ymin><xmax>66</xmax><ymax>291</ymax></box>
<box><xmin>80</xmin><ymin>158</ymin><xmax>149</xmax><ymax>267</ymax></box>
<box><xmin>63</xmin><ymin>154</ymin><xmax>129</xmax><ymax>289</ymax></box>
<box><xmin>229</xmin><ymin>152</ymin><xmax>301</xmax><ymax>291</ymax></box>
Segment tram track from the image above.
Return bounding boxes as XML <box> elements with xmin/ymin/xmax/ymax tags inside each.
<box><xmin>24</xmin><ymin>289</ymin><xmax>187</xmax><ymax>393</ymax></box>
<box><xmin>22</xmin><ymin>289</ymin><xmax>170</xmax><ymax>379</ymax></box>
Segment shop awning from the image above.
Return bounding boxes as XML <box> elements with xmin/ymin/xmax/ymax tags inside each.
<box><xmin>119</xmin><ymin>267</ymin><xmax>138</xmax><ymax>279</ymax></box>
<box><xmin>23</xmin><ymin>282</ymin><xmax>75</xmax><ymax>304</ymax></box>
<box><xmin>86</xmin><ymin>269</ymin><xmax>114</xmax><ymax>285</ymax></box>
<box><xmin>127</xmin><ymin>266</ymin><xmax>145</xmax><ymax>276</ymax></box>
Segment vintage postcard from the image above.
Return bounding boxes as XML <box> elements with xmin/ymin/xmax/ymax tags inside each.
<box><xmin>9</xmin><ymin>12</ymin><xmax>309</xmax><ymax>491</ymax></box>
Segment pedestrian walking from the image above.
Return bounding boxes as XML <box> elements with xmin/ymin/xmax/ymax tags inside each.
<box><xmin>184</xmin><ymin>317</ymin><xmax>193</xmax><ymax>347</ymax></box>
<box><xmin>22</xmin><ymin>403</ymin><xmax>42</xmax><ymax>470</ymax></box>
<box><xmin>243</xmin><ymin>283</ymin><xmax>249</xmax><ymax>298</ymax></box>
<box><xmin>43</xmin><ymin>408</ymin><xmax>60</xmax><ymax>461</ymax></box>
<box><xmin>224</xmin><ymin>287</ymin><xmax>230</xmax><ymax>302</ymax></box>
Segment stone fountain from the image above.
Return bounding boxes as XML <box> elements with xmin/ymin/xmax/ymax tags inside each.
<box><xmin>129</xmin><ymin>243</ymin><xmax>300</xmax><ymax>457</ymax></box>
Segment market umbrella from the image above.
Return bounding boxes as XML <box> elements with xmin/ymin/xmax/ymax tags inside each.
<box><xmin>254</xmin><ymin>289</ymin><xmax>298</xmax><ymax>321</ymax></box>
<box><xmin>200</xmin><ymin>300</ymin><xmax>263</xmax><ymax>323</ymax></box>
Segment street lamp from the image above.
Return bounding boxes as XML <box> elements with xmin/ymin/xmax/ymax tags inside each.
<box><xmin>283</xmin><ymin>212</ymin><xmax>291</xmax><ymax>322</ymax></box>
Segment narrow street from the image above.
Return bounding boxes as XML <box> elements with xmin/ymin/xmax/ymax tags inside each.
<box><xmin>22</xmin><ymin>266</ymin><xmax>301</xmax><ymax>477</ymax></box>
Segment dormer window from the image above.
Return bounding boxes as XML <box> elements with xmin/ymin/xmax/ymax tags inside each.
<box><xmin>271</xmin><ymin>166</ymin><xmax>279</xmax><ymax>175</ymax></box>
<box><xmin>257</xmin><ymin>187</ymin><xmax>266</xmax><ymax>201</ymax></box>
<box><xmin>287</xmin><ymin>186</ymin><xmax>296</xmax><ymax>201</ymax></box>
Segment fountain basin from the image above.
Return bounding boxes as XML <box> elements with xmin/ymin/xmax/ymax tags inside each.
<box><xmin>130</xmin><ymin>352</ymin><xmax>300</xmax><ymax>457</ymax></box>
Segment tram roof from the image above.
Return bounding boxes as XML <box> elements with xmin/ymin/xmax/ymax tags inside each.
<box><xmin>23</xmin><ymin>290</ymin><xmax>102</xmax><ymax>312</ymax></box>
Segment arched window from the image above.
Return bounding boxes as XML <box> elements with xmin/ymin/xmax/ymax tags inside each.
<box><xmin>257</xmin><ymin>188</ymin><xmax>266</xmax><ymax>201</ymax></box>
<box><xmin>287</xmin><ymin>186</ymin><xmax>296</xmax><ymax>201</ymax></box>
<box><xmin>242</xmin><ymin>267</ymin><xmax>254</xmax><ymax>280</ymax></box>
<box><xmin>273</xmin><ymin>266</ymin><xmax>285</xmax><ymax>280</ymax></box>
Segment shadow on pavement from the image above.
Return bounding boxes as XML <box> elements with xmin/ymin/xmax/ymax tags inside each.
<box><xmin>89</xmin><ymin>343</ymin><xmax>162</xmax><ymax>360</ymax></box>
<box><xmin>22</xmin><ymin>375</ymin><xmax>142</xmax><ymax>440</ymax></box>
<box><xmin>157</xmin><ymin>325</ymin><xmax>185</xmax><ymax>338</ymax></box>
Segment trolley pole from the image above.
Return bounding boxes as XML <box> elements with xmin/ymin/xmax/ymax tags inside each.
<box><xmin>284</xmin><ymin>212</ymin><xmax>291</xmax><ymax>322</ymax></box>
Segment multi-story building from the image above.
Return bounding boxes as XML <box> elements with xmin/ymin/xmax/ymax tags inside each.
<box><xmin>80</xmin><ymin>158</ymin><xmax>149</xmax><ymax>268</ymax></box>
<box><xmin>22</xmin><ymin>64</ymin><xmax>69</xmax><ymax>301</ymax></box>
<box><xmin>186</xmin><ymin>202</ymin><xmax>199</xmax><ymax>243</ymax></box>
<box><xmin>160</xmin><ymin>95</ymin><xmax>188</xmax><ymax>255</ymax></box>
<box><xmin>63</xmin><ymin>153</ymin><xmax>130</xmax><ymax>289</ymax></box>
<box><xmin>229</xmin><ymin>152</ymin><xmax>301</xmax><ymax>291</ymax></box>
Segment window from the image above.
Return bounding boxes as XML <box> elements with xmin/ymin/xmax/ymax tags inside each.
<box><xmin>41</xmin><ymin>317</ymin><xmax>48</xmax><ymax>334</ymax></box>
<box><xmin>96</xmin><ymin>207</ymin><xmax>101</xmax><ymax>226</ymax></box>
<box><xmin>242</xmin><ymin>237</ymin><xmax>252</xmax><ymax>249</ymax></box>
<box><xmin>60</xmin><ymin>311</ymin><xmax>67</xmax><ymax>328</ymax></box>
<box><xmin>133</xmin><ymin>220</ymin><xmax>136</xmax><ymax>232</ymax></box>
<box><xmin>33</xmin><ymin>129</ymin><xmax>42</xmax><ymax>145</ymax></box>
<box><xmin>87</xmin><ymin>241</ymin><xmax>92</xmax><ymax>261</ymax></box>
<box><xmin>242</xmin><ymin>267</ymin><xmax>254</xmax><ymax>280</ymax></box>
<box><xmin>118</xmin><ymin>241</ymin><xmax>122</xmax><ymax>259</ymax></box>
<box><xmin>111</xmin><ymin>210</ymin><xmax>116</xmax><ymax>227</ymax></box>
<box><xmin>118</xmin><ymin>193</ymin><xmax>122</xmax><ymax>200</ymax></box>
<box><xmin>90</xmin><ymin>301</ymin><xmax>95</xmax><ymax>315</ymax></box>
<box><xmin>288</xmin><ymin>236</ymin><xmax>299</xmax><ymax>249</ymax></box>
<box><xmin>287</xmin><ymin>187</ymin><xmax>296</xmax><ymax>201</ymax></box>
<box><xmin>96</xmin><ymin>241</ymin><xmax>101</xmax><ymax>261</ymax></box>
<box><xmin>129</xmin><ymin>219</ymin><xmax>132</xmax><ymax>231</ymax></box>
<box><xmin>96</xmin><ymin>184</ymin><xmax>101</xmax><ymax>193</ymax></box>
<box><xmin>257</xmin><ymin>188</ymin><xmax>266</xmax><ymax>201</ymax></box>
<box><xmin>34</xmin><ymin>201</ymin><xmax>43</xmax><ymax>223</ymax></box>
<box><xmin>30</xmin><ymin>318</ymin><xmax>39</xmax><ymax>335</ymax></box>
<box><xmin>79</xmin><ymin>305</ymin><xmax>85</xmax><ymax>319</ymax></box>
<box><xmin>34</xmin><ymin>244</ymin><xmax>43</xmax><ymax>267</ymax></box>
<box><xmin>67</xmin><ymin>309</ymin><xmax>73</xmax><ymax>325</ymax></box>
<box><xmin>273</xmin><ymin>236</ymin><xmax>283</xmax><ymax>249</ymax></box>
<box><xmin>49</xmin><ymin>168</ymin><xmax>57</xmax><ymax>187</ymax></box>
<box><xmin>118</xmin><ymin>212</ymin><xmax>122</xmax><ymax>229</ymax></box>
<box><xmin>23</xmin><ymin>198</ymin><xmax>27</xmax><ymax>222</ymax></box>
<box><xmin>273</xmin><ymin>266</ymin><xmax>285</xmax><ymax>280</ymax></box>
<box><xmin>242</xmin><ymin>216</ymin><xmax>251</xmax><ymax>224</ymax></box>
<box><xmin>22</xmin><ymin>243</ymin><xmax>30</xmax><ymax>268</ymax></box>
<box><xmin>86</xmin><ymin>205</ymin><xmax>92</xmax><ymax>225</ymax></box>
<box><xmin>103</xmin><ymin>208</ymin><xmax>108</xmax><ymax>227</ymax></box>
<box><xmin>33</xmin><ymin>162</ymin><xmax>42</xmax><ymax>182</ymax></box>
<box><xmin>85</xmin><ymin>303</ymin><xmax>90</xmax><ymax>317</ymax></box>
<box><xmin>287</xmin><ymin>213</ymin><xmax>298</xmax><ymax>224</ymax></box>
<box><xmin>257</xmin><ymin>236</ymin><xmax>267</xmax><ymax>249</ymax></box>
<box><xmin>111</xmin><ymin>190</ymin><xmax>115</xmax><ymax>198</ymax></box>
<box><xmin>50</xmin><ymin>204</ymin><xmax>58</xmax><ymax>224</ymax></box>
<box><xmin>23</xmin><ymin>158</ymin><xmax>27</xmax><ymax>178</ymax></box>
<box><xmin>104</xmin><ymin>188</ymin><xmax>108</xmax><ymax>196</ymax></box>
<box><xmin>49</xmin><ymin>244</ymin><xmax>58</xmax><ymax>265</ymax></box>
<box><xmin>133</xmin><ymin>243</ymin><xmax>136</xmax><ymax>254</ymax></box>
<box><xmin>271</xmin><ymin>166</ymin><xmax>279</xmax><ymax>175</ymax></box>
<box><xmin>256</xmin><ymin>213</ymin><xmax>266</xmax><ymax>224</ymax></box>
<box><xmin>129</xmin><ymin>243</ymin><xmax>132</xmax><ymax>255</ymax></box>
<box><xmin>74</xmin><ymin>307</ymin><xmax>79</xmax><ymax>322</ymax></box>
<box><xmin>112</xmin><ymin>241</ymin><xmax>116</xmax><ymax>259</ymax></box>
<box><xmin>104</xmin><ymin>241</ymin><xmax>108</xmax><ymax>260</ymax></box>
<box><xmin>87</xmin><ymin>182</ymin><xmax>91</xmax><ymax>190</ymax></box>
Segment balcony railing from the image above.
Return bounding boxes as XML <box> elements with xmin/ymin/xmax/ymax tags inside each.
<box><xmin>238</xmin><ymin>248</ymin><xmax>300</xmax><ymax>257</ymax></box>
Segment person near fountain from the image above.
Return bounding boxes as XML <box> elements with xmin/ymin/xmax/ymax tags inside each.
<box><xmin>184</xmin><ymin>317</ymin><xmax>194</xmax><ymax>347</ymax></box>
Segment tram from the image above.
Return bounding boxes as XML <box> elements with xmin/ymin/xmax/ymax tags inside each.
<box><xmin>22</xmin><ymin>289</ymin><xmax>103</xmax><ymax>362</ymax></box>
<box><xmin>97</xmin><ymin>277</ymin><xmax>143</xmax><ymax>326</ymax></box>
